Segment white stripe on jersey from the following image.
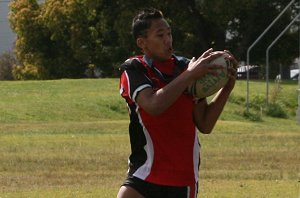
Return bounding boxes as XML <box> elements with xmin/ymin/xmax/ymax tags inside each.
<box><xmin>193</xmin><ymin>128</ymin><xmax>200</xmax><ymax>183</ymax></box>
<box><xmin>132</xmin><ymin>84</ymin><xmax>152</xmax><ymax>103</ymax></box>
<box><xmin>132</xmin><ymin>111</ymin><xmax>154</xmax><ymax>180</ymax></box>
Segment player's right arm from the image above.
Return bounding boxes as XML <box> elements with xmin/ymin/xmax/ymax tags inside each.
<box><xmin>136</xmin><ymin>49</ymin><xmax>223</xmax><ymax>116</ymax></box>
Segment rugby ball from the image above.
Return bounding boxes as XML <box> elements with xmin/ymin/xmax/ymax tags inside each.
<box><xmin>187</xmin><ymin>52</ymin><xmax>232</xmax><ymax>98</ymax></box>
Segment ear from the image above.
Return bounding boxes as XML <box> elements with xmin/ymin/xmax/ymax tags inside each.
<box><xmin>136</xmin><ymin>37</ymin><xmax>146</xmax><ymax>49</ymax></box>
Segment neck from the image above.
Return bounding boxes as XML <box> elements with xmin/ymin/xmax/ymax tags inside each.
<box><xmin>143</xmin><ymin>54</ymin><xmax>173</xmax><ymax>65</ymax></box>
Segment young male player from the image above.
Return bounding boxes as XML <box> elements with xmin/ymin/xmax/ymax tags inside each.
<box><xmin>118</xmin><ymin>8</ymin><xmax>238</xmax><ymax>198</ymax></box>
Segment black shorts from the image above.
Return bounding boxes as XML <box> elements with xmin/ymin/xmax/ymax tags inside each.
<box><xmin>122</xmin><ymin>176</ymin><xmax>198</xmax><ymax>198</ymax></box>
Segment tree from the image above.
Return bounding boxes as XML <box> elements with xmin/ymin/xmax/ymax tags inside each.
<box><xmin>217</xmin><ymin>0</ymin><xmax>299</xmax><ymax>78</ymax></box>
<box><xmin>9</xmin><ymin>0</ymin><xmax>299</xmax><ymax>79</ymax></box>
<box><xmin>9</xmin><ymin>0</ymin><xmax>44</xmax><ymax>79</ymax></box>
<box><xmin>0</xmin><ymin>51</ymin><xmax>17</xmax><ymax>80</ymax></box>
<box><xmin>9</xmin><ymin>0</ymin><xmax>146</xmax><ymax>78</ymax></box>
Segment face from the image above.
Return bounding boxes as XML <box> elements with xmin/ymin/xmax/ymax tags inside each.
<box><xmin>137</xmin><ymin>18</ymin><xmax>173</xmax><ymax>62</ymax></box>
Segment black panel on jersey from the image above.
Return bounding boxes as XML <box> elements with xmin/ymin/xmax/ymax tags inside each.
<box><xmin>128</xmin><ymin>103</ymin><xmax>147</xmax><ymax>176</ymax></box>
<box><xmin>120</xmin><ymin>59</ymin><xmax>153</xmax><ymax>100</ymax></box>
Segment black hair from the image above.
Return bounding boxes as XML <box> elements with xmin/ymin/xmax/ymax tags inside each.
<box><xmin>132</xmin><ymin>8</ymin><xmax>164</xmax><ymax>40</ymax></box>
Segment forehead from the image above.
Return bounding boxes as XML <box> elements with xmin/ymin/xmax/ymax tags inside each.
<box><xmin>147</xmin><ymin>18</ymin><xmax>170</xmax><ymax>34</ymax></box>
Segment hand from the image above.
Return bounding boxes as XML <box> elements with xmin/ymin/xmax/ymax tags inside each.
<box><xmin>223</xmin><ymin>50</ymin><xmax>239</xmax><ymax>91</ymax></box>
<box><xmin>224</xmin><ymin>50</ymin><xmax>239</xmax><ymax>69</ymax></box>
<box><xmin>187</xmin><ymin>48</ymin><xmax>225</xmax><ymax>80</ymax></box>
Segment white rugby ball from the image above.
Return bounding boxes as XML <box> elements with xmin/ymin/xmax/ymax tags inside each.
<box><xmin>187</xmin><ymin>52</ymin><xmax>232</xmax><ymax>98</ymax></box>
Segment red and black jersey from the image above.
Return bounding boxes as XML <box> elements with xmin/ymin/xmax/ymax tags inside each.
<box><xmin>119</xmin><ymin>55</ymin><xmax>200</xmax><ymax>188</ymax></box>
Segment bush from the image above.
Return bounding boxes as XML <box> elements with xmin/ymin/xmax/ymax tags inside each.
<box><xmin>243</xmin><ymin>109</ymin><xmax>263</xmax><ymax>122</ymax></box>
<box><xmin>265</xmin><ymin>102</ymin><xmax>288</xmax><ymax>118</ymax></box>
<box><xmin>250</xmin><ymin>95</ymin><xmax>265</xmax><ymax>110</ymax></box>
<box><xmin>228</xmin><ymin>94</ymin><xmax>245</xmax><ymax>105</ymax></box>
<box><xmin>12</xmin><ymin>63</ymin><xmax>43</xmax><ymax>80</ymax></box>
<box><xmin>0</xmin><ymin>51</ymin><xmax>17</xmax><ymax>80</ymax></box>
<box><xmin>265</xmin><ymin>80</ymin><xmax>288</xmax><ymax>118</ymax></box>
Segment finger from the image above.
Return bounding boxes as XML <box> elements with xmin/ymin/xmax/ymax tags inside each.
<box><xmin>200</xmin><ymin>48</ymin><xmax>213</xmax><ymax>59</ymax></box>
<box><xmin>224</xmin><ymin>56</ymin><xmax>238</xmax><ymax>69</ymax></box>
<box><xmin>230</xmin><ymin>58</ymin><xmax>239</xmax><ymax>69</ymax></box>
<box><xmin>224</xmin><ymin>50</ymin><xmax>232</xmax><ymax>56</ymax></box>
<box><xmin>202</xmin><ymin>52</ymin><xmax>223</xmax><ymax>63</ymax></box>
<box><xmin>227</xmin><ymin>67</ymin><xmax>237</xmax><ymax>73</ymax></box>
<box><xmin>190</xmin><ymin>57</ymin><xmax>196</xmax><ymax>63</ymax></box>
<box><xmin>223</xmin><ymin>50</ymin><xmax>239</xmax><ymax>69</ymax></box>
<box><xmin>227</xmin><ymin>67</ymin><xmax>237</xmax><ymax>79</ymax></box>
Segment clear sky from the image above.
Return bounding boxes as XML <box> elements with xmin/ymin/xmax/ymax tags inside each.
<box><xmin>0</xmin><ymin>1</ymin><xmax>15</xmax><ymax>54</ymax></box>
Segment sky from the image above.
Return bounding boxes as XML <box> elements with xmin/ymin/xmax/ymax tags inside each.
<box><xmin>0</xmin><ymin>1</ymin><xmax>15</xmax><ymax>54</ymax></box>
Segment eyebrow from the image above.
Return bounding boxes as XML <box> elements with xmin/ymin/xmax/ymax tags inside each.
<box><xmin>155</xmin><ymin>27</ymin><xmax>171</xmax><ymax>33</ymax></box>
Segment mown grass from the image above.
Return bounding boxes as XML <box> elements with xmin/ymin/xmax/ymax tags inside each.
<box><xmin>0</xmin><ymin>79</ymin><xmax>299</xmax><ymax>198</ymax></box>
<box><xmin>0</xmin><ymin>79</ymin><xmax>127</xmax><ymax>123</ymax></box>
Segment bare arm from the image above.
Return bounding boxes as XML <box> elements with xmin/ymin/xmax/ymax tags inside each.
<box><xmin>193</xmin><ymin>52</ymin><xmax>239</xmax><ymax>134</ymax></box>
<box><xmin>136</xmin><ymin>73</ymin><xmax>191</xmax><ymax>115</ymax></box>
<box><xmin>136</xmin><ymin>49</ymin><xmax>224</xmax><ymax>116</ymax></box>
<box><xmin>193</xmin><ymin>84</ymin><xmax>233</xmax><ymax>134</ymax></box>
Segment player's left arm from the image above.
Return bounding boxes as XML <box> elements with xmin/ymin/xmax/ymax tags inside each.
<box><xmin>193</xmin><ymin>52</ymin><xmax>238</xmax><ymax>134</ymax></box>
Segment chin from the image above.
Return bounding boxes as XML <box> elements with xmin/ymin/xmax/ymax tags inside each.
<box><xmin>163</xmin><ymin>53</ymin><xmax>173</xmax><ymax>60</ymax></box>
<box><xmin>149</xmin><ymin>52</ymin><xmax>172</xmax><ymax>62</ymax></box>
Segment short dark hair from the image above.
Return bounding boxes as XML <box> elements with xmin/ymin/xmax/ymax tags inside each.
<box><xmin>132</xmin><ymin>8</ymin><xmax>164</xmax><ymax>40</ymax></box>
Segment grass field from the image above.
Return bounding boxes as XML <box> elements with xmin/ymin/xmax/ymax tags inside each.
<box><xmin>0</xmin><ymin>79</ymin><xmax>299</xmax><ymax>198</ymax></box>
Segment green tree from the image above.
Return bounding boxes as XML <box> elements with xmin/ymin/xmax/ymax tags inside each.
<box><xmin>9</xmin><ymin>0</ymin><xmax>299</xmax><ymax>79</ymax></box>
<box><xmin>211</xmin><ymin>0</ymin><xmax>299</xmax><ymax>78</ymax></box>
<box><xmin>9</xmin><ymin>0</ymin><xmax>44</xmax><ymax>79</ymax></box>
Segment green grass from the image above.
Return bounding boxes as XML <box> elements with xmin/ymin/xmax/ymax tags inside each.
<box><xmin>0</xmin><ymin>79</ymin><xmax>127</xmax><ymax>123</ymax></box>
<box><xmin>0</xmin><ymin>79</ymin><xmax>299</xmax><ymax>197</ymax></box>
